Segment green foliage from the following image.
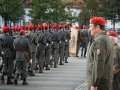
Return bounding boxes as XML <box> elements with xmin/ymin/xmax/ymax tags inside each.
<box><xmin>28</xmin><ymin>0</ymin><xmax>77</xmax><ymax>25</ymax></box>
<box><xmin>0</xmin><ymin>0</ymin><xmax>25</xmax><ymax>25</ymax></box>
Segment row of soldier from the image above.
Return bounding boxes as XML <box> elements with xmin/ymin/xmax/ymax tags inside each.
<box><xmin>0</xmin><ymin>23</ymin><xmax>71</xmax><ymax>85</ymax></box>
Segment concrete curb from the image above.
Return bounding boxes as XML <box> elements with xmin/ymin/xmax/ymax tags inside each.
<box><xmin>74</xmin><ymin>81</ymin><xmax>88</xmax><ymax>90</ymax></box>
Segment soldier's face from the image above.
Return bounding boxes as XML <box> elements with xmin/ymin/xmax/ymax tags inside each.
<box><xmin>89</xmin><ymin>24</ymin><xmax>98</xmax><ymax>37</ymax></box>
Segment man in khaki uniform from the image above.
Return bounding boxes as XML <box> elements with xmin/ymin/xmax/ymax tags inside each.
<box><xmin>107</xmin><ymin>31</ymin><xmax>120</xmax><ymax>90</ymax></box>
<box><xmin>26</xmin><ymin>25</ymin><xmax>38</xmax><ymax>76</ymax></box>
<box><xmin>86</xmin><ymin>17</ymin><xmax>114</xmax><ymax>90</ymax></box>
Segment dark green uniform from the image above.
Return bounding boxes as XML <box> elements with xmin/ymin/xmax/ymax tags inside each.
<box><xmin>44</xmin><ymin>30</ymin><xmax>52</xmax><ymax>70</ymax></box>
<box><xmin>64</xmin><ymin>29</ymin><xmax>71</xmax><ymax>63</ymax></box>
<box><xmin>86</xmin><ymin>32</ymin><xmax>114</xmax><ymax>90</ymax></box>
<box><xmin>58</xmin><ymin>30</ymin><xmax>66</xmax><ymax>65</ymax></box>
<box><xmin>37</xmin><ymin>31</ymin><xmax>46</xmax><ymax>73</ymax></box>
<box><xmin>111</xmin><ymin>43</ymin><xmax>120</xmax><ymax>90</ymax></box>
<box><xmin>51</xmin><ymin>30</ymin><xmax>60</xmax><ymax>67</ymax></box>
<box><xmin>0</xmin><ymin>33</ymin><xmax>14</xmax><ymax>84</ymax></box>
<box><xmin>13</xmin><ymin>36</ymin><xmax>31</xmax><ymax>85</ymax></box>
<box><xmin>26</xmin><ymin>31</ymin><xmax>38</xmax><ymax>75</ymax></box>
<box><xmin>80</xmin><ymin>29</ymin><xmax>88</xmax><ymax>57</ymax></box>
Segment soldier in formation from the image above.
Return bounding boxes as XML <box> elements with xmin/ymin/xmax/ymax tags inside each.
<box><xmin>0</xmin><ymin>23</ymin><xmax>71</xmax><ymax>85</ymax></box>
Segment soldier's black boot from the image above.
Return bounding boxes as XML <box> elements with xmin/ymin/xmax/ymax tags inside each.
<box><xmin>65</xmin><ymin>59</ymin><xmax>68</xmax><ymax>63</ymax></box>
<box><xmin>0</xmin><ymin>72</ymin><xmax>5</xmax><ymax>83</ymax></box>
<box><xmin>30</xmin><ymin>71</ymin><xmax>35</xmax><ymax>76</ymax></box>
<box><xmin>39</xmin><ymin>67</ymin><xmax>43</xmax><ymax>73</ymax></box>
<box><xmin>23</xmin><ymin>78</ymin><xmax>28</xmax><ymax>85</ymax></box>
<box><xmin>46</xmin><ymin>64</ymin><xmax>50</xmax><ymax>70</ymax></box>
<box><xmin>54</xmin><ymin>63</ymin><xmax>57</xmax><ymax>68</ymax></box>
<box><xmin>59</xmin><ymin>60</ymin><xmax>64</xmax><ymax>65</ymax></box>
<box><xmin>7</xmin><ymin>77</ymin><xmax>13</xmax><ymax>85</ymax></box>
<box><xmin>14</xmin><ymin>74</ymin><xmax>19</xmax><ymax>85</ymax></box>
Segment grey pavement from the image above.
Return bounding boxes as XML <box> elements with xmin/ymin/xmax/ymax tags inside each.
<box><xmin>0</xmin><ymin>53</ymin><xmax>87</xmax><ymax>90</ymax></box>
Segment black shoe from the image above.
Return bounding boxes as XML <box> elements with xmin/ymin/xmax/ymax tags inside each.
<box><xmin>81</xmin><ymin>54</ymin><xmax>83</xmax><ymax>57</ymax></box>
<box><xmin>23</xmin><ymin>78</ymin><xmax>28</xmax><ymax>85</ymax></box>
<box><xmin>76</xmin><ymin>55</ymin><xmax>79</xmax><ymax>57</ymax></box>
<box><xmin>39</xmin><ymin>67</ymin><xmax>43</xmax><ymax>73</ymax></box>
<box><xmin>7</xmin><ymin>78</ymin><xmax>13</xmax><ymax>85</ymax></box>
<box><xmin>59</xmin><ymin>62</ymin><xmax>64</xmax><ymax>65</ymax></box>
<box><xmin>65</xmin><ymin>60</ymin><xmax>68</xmax><ymax>63</ymax></box>
<box><xmin>46</xmin><ymin>65</ymin><xmax>50</xmax><ymax>70</ymax></box>
<box><xmin>54</xmin><ymin>65</ymin><xmax>57</xmax><ymax>68</ymax></box>
<box><xmin>84</xmin><ymin>55</ymin><xmax>86</xmax><ymax>57</ymax></box>
<box><xmin>30</xmin><ymin>72</ymin><xmax>35</xmax><ymax>76</ymax></box>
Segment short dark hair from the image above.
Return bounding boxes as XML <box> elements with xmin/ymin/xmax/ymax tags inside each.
<box><xmin>94</xmin><ymin>24</ymin><xmax>105</xmax><ymax>31</ymax></box>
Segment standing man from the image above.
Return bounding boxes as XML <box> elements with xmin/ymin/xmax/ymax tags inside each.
<box><xmin>86</xmin><ymin>17</ymin><xmax>114</xmax><ymax>90</ymax></box>
<box><xmin>37</xmin><ymin>25</ymin><xmax>46</xmax><ymax>73</ymax></box>
<box><xmin>58</xmin><ymin>24</ymin><xmax>66</xmax><ymax>65</ymax></box>
<box><xmin>107</xmin><ymin>31</ymin><xmax>120</xmax><ymax>90</ymax></box>
<box><xmin>80</xmin><ymin>25</ymin><xmax>88</xmax><ymax>57</ymax></box>
<box><xmin>0</xmin><ymin>26</ymin><xmax>15</xmax><ymax>84</ymax></box>
<box><xmin>26</xmin><ymin>25</ymin><xmax>38</xmax><ymax>76</ymax></box>
<box><xmin>51</xmin><ymin>24</ymin><xmax>60</xmax><ymax>68</ymax></box>
<box><xmin>44</xmin><ymin>24</ymin><xmax>51</xmax><ymax>70</ymax></box>
<box><xmin>75</xmin><ymin>26</ymin><xmax>81</xmax><ymax>57</ymax></box>
<box><xmin>13</xmin><ymin>29</ymin><xmax>31</xmax><ymax>85</ymax></box>
<box><xmin>64</xmin><ymin>24</ymin><xmax>71</xmax><ymax>63</ymax></box>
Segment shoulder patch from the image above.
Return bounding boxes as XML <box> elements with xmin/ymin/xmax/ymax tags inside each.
<box><xmin>97</xmin><ymin>48</ymin><xmax>100</xmax><ymax>54</ymax></box>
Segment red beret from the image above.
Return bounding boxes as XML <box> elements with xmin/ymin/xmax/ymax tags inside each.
<box><xmin>90</xmin><ymin>17</ymin><xmax>106</xmax><ymax>25</ymax></box>
<box><xmin>74</xmin><ymin>26</ymin><xmax>79</xmax><ymax>29</ymax></box>
<box><xmin>25</xmin><ymin>25</ymin><xmax>28</xmax><ymax>29</ymax></box>
<box><xmin>37</xmin><ymin>25</ymin><xmax>42</xmax><ymax>30</ymax></box>
<box><xmin>83</xmin><ymin>25</ymin><xmax>87</xmax><ymax>29</ymax></box>
<box><xmin>11</xmin><ymin>26</ymin><xmax>15</xmax><ymax>31</ymax></box>
<box><xmin>107</xmin><ymin>31</ymin><xmax>118</xmax><ymax>37</ymax></box>
<box><xmin>58</xmin><ymin>25</ymin><xmax>62</xmax><ymax>29</ymax></box>
<box><xmin>14</xmin><ymin>26</ymin><xmax>18</xmax><ymax>31</ymax></box>
<box><xmin>28</xmin><ymin>25</ymin><xmax>34</xmax><ymax>30</ymax></box>
<box><xmin>20</xmin><ymin>29</ymin><xmax>26</xmax><ymax>35</ymax></box>
<box><xmin>2</xmin><ymin>26</ymin><xmax>9</xmax><ymax>33</ymax></box>
<box><xmin>64</xmin><ymin>24</ymin><xmax>68</xmax><ymax>28</ymax></box>
<box><xmin>44</xmin><ymin>24</ymin><xmax>48</xmax><ymax>29</ymax></box>
<box><xmin>52</xmin><ymin>25</ymin><xmax>57</xmax><ymax>29</ymax></box>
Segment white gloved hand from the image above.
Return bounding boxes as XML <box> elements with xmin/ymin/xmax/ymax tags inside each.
<box><xmin>47</xmin><ymin>43</ymin><xmax>49</xmax><ymax>46</ymax></box>
<box><xmin>30</xmin><ymin>59</ymin><xmax>32</xmax><ymax>63</ymax></box>
<box><xmin>66</xmin><ymin>40</ymin><xmax>67</xmax><ymax>42</ymax></box>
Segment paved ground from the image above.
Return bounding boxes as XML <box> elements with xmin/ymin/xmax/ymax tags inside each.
<box><xmin>0</xmin><ymin>54</ymin><xmax>87</xmax><ymax>90</ymax></box>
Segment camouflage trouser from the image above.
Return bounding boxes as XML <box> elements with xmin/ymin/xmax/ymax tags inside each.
<box><xmin>31</xmin><ymin>52</ymin><xmax>36</xmax><ymax>72</ymax></box>
<box><xmin>37</xmin><ymin>50</ymin><xmax>45</xmax><ymax>68</ymax></box>
<box><xmin>16</xmin><ymin>61</ymin><xmax>28</xmax><ymax>78</ymax></box>
<box><xmin>45</xmin><ymin>49</ymin><xmax>51</xmax><ymax>65</ymax></box>
<box><xmin>2</xmin><ymin>57</ymin><xmax>13</xmax><ymax>77</ymax></box>
<box><xmin>64</xmin><ymin>45</ymin><xmax>69</xmax><ymax>60</ymax></box>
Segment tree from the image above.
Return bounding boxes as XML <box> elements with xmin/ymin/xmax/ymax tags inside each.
<box><xmin>103</xmin><ymin>0</ymin><xmax>120</xmax><ymax>29</ymax></box>
<box><xmin>0</xmin><ymin>0</ymin><xmax>25</xmax><ymax>26</ymax></box>
<box><xmin>78</xmin><ymin>0</ymin><xmax>107</xmax><ymax>24</ymax></box>
<box><xmin>28</xmin><ymin>0</ymin><xmax>77</xmax><ymax>25</ymax></box>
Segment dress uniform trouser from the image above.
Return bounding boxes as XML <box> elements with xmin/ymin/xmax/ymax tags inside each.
<box><xmin>76</xmin><ymin>42</ymin><xmax>80</xmax><ymax>56</ymax></box>
<box><xmin>2</xmin><ymin>57</ymin><xmax>13</xmax><ymax>78</ymax></box>
<box><xmin>31</xmin><ymin>52</ymin><xmax>36</xmax><ymax>72</ymax></box>
<box><xmin>59</xmin><ymin>46</ymin><xmax>64</xmax><ymax>61</ymax></box>
<box><xmin>51</xmin><ymin>48</ymin><xmax>59</xmax><ymax>64</ymax></box>
<box><xmin>16</xmin><ymin>61</ymin><xmax>28</xmax><ymax>78</ymax></box>
<box><xmin>64</xmin><ymin>45</ymin><xmax>69</xmax><ymax>60</ymax></box>
<box><xmin>45</xmin><ymin>49</ymin><xmax>51</xmax><ymax>65</ymax></box>
<box><xmin>37</xmin><ymin>50</ymin><xmax>45</xmax><ymax>68</ymax></box>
